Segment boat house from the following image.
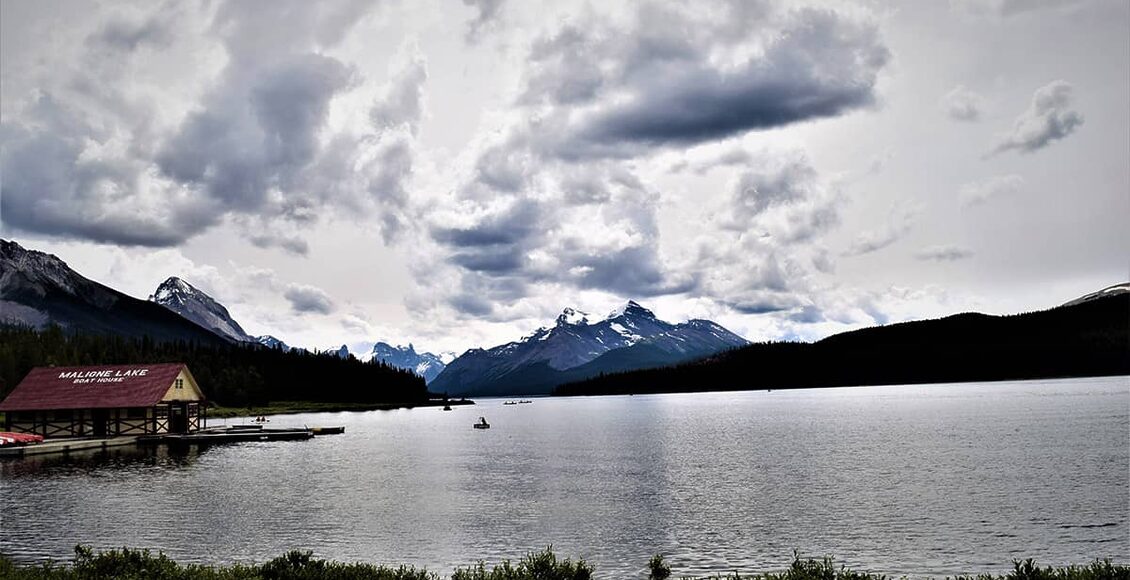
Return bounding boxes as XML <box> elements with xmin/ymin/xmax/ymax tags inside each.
<box><xmin>0</xmin><ymin>363</ymin><xmax>206</xmax><ymax>438</ymax></box>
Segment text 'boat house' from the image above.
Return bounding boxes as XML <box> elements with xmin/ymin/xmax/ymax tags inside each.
<box><xmin>0</xmin><ymin>363</ymin><xmax>206</xmax><ymax>438</ymax></box>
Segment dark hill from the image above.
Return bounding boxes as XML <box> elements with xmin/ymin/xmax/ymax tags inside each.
<box><xmin>555</xmin><ymin>292</ymin><xmax>1129</xmax><ymax>396</ymax></box>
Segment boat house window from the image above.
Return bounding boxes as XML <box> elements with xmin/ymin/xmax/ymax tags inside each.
<box><xmin>175</xmin><ymin>379</ymin><xmax>184</xmax><ymax>389</ymax></box>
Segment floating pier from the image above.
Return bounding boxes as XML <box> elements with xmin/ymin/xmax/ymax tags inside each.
<box><xmin>0</xmin><ymin>436</ymin><xmax>140</xmax><ymax>459</ymax></box>
<box><xmin>0</xmin><ymin>425</ymin><xmax>333</xmax><ymax>458</ymax></box>
<box><xmin>139</xmin><ymin>426</ymin><xmax>314</xmax><ymax>445</ymax></box>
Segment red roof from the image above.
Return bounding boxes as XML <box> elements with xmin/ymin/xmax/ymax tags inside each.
<box><xmin>0</xmin><ymin>364</ymin><xmax>191</xmax><ymax>411</ymax></box>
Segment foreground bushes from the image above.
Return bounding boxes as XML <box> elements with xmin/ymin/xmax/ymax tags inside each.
<box><xmin>0</xmin><ymin>546</ymin><xmax>1126</xmax><ymax>580</ymax></box>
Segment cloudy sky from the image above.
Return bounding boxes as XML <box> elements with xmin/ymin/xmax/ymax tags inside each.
<box><xmin>2</xmin><ymin>0</ymin><xmax>1127</xmax><ymax>356</ymax></box>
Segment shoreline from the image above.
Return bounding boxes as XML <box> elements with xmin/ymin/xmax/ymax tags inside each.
<box><xmin>1</xmin><ymin>547</ymin><xmax>1124</xmax><ymax>580</ymax></box>
<box><xmin>205</xmin><ymin>398</ymin><xmax>474</xmax><ymax>419</ymax></box>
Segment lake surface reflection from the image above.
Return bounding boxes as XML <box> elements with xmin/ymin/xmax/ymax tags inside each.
<box><xmin>2</xmin><ymin>377</ymin><xmax>1127</xmax><ymax>577</ymax></box>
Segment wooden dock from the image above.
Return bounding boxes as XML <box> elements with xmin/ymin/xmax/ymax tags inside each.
<box><xmin>1</xmin><ymin>426</ymin><xmax>322</xmax><ymax>458</ymax></box>
<box><xmin>0</xmin><ymin>436</ymin><xmax>140</xmax><ymax>459</ymax></box>
<box><xmin>139</xmin><ymin>426</ymin><xmax>314</xmax><ymax>445</ymax></box>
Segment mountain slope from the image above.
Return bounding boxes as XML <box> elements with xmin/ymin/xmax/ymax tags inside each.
<box><xmin>556</xmin><ymin>290</ymin><xmax>1130</xmax><ymax>396</ymax></box>
<box><xmin>0</xmin><ymin>240</ymin><xmax>227</xmax><ymax>345</ymax></box>
<box><xmin>149</xmin><ymin>277</ymin><xmax>254</xmax><ymax>342</ymax></box>
<box><xmin>431</xmin><ymin>301</ymin><xmax>747</xmax><ymax>396</ymax></box>
<box><xmin>367</xmin><ymin>343</ymin><xmax>447</xmax><ymax>383</ymax></box>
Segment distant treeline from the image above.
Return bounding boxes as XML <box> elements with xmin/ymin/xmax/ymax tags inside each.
<box><xmin>556</xmin><ymin>294</ymin><xmax>1130</xmax><ymax>396</ymax></box>
<box><xmin>0</xmin><ymin>325</ymin><xmax>428</xmax><ymax>407</ymax></box>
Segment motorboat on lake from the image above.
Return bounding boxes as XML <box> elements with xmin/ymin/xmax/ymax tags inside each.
<box><xmin>474</xmin><ymin>417</ymin><xmax>490</xmax><ymax>429</ymax></box>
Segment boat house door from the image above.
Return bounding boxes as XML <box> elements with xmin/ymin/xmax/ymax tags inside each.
<box><xmin>169</xmin><ymin>404</ymin><xmax>188</xmax><ymax>433</ymax></box>
<box><xmin>93</xmin><ymin>409</ymin><xmax>109</xmax><ymax>437</ymax></box>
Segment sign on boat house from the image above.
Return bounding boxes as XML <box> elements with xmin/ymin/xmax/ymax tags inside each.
<box><xmin>0</xmin><ymin>363</ymin><xmax>206</xmax><ymax>438</ymax></box>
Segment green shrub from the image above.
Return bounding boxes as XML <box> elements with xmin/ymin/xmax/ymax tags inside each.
<box><xmin>450</xmin><ymin>547</ymin><xmax>593</xmax><ymax>580</ymax></box>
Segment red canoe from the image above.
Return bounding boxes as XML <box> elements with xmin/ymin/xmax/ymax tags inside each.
<box><xmin>0</xmin><ymin>432</ymin><xmax>45</xmax><ymax>446</ymax></box>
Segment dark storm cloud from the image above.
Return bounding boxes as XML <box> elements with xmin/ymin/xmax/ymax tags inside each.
<box><xmin>248</xmin><ymin>232</ymin><xmax>310</xmax><ymax>256</ymax></box>
<box><xmin>432</xmin><ymin>199</ymin><xmax>543</xmax><ymax>280</ymax></box>
<box><xmin>432</xmin><ymin>199</ymin><xmax>542</xmax><ymax>249</ymax></box>
<box><xmin>0</xmin><ymin>97</ymin><xmax>219</xmax><ymax>246</ymax></box>
<box><xmin>567</xmin><ymin>246</ymin><xmax>698</xmax><ymax>297</ymax></box>
<box><xmin>728</xmin><ymin>157</ymin><xmax>817</xmax><ymax>221</ymax></box>
<box><xmin>472</xmin><ymin>144</ymin><xmax>532</xmax><ymax>194</ymax></box>
<box><xmin>433</xmin><ymin>3</ymin><xmax>883</xmax><ymax>310</ymax></box>
<box><xmin>0</xmin><ymin>1</ymin><xmax>384</xmax><ymax>248</ymax></box>
<box><xmin>788</xmin><ymin>304</ymin><xmax>825</xmax><ymax>323</ymax></box>
<box><xmin>158</xmin><ymin>53</ymin><xmax>353</xmax><ymax>210</ymax></box>
<box><xmin>451</xmin><ymin>247</ymin><xmax>526</xmax><ymax>274</ymax></box>
<box><xmin>993</xmin><ymin>80</ymin><xmax>1083</xmax><ymax>154</ymax></box>
<box><xmin>284</xmin><ymin>284</ymin><xmax>335</xmax><ymax>314</ymax></box>
<box><xmin>525</xmin><ymin>7</ymin><xmax>889</xmax><ymax>158</ymax></box>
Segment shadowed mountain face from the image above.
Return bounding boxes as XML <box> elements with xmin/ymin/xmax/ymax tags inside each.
<box><xmin>150</xmin><ymin>277</ymin><xmax>254</xmax><ymax>343</ymax></box>
<box><xmin>556</xmin><ymin>289</ymin><xmax>1130</xmax><ymax>397</ymax></box>
<box><xmin>368</xmin><ymin>343</ymin><xmax>447</xmax><ymax>383</ymax></box>
<box><xmin>0</xmin><ymin>239</ymin><xmax>226</xmax><ymax>345</ymax></box>
<box><xmin>430</xmin><ymin>301</ymin><xmax>748</xmax><ymax>396</ymax></box>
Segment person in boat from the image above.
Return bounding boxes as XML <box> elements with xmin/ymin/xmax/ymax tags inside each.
<box><xmin>478</xmin><ymin>417</ymin><xmax>488</xmax><ymax>426</ymax></box>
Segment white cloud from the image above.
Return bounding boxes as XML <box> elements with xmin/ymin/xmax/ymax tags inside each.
<box><xmin>941</xmin><ymin>85</ymin><xmax>984</xmax><ymax>122</ymax></box>
<box><xmin>915</xmin><ymin>244</ymin><xmax>975</xmax><ymax>261</ymax></box>
<box><xmin>842</xmin><ymin>204</ymin><xmax>919</xmax><ymax>257</ymax></box>
<box><xmin>959</xmin><ymin>174</ymin><xmax>1024</xmax><ymax>208</ymax></box>
<box><xmin>992</xmin><ymin>80</ymin><xmax>1083</xmax><ymax>154</ymax></box>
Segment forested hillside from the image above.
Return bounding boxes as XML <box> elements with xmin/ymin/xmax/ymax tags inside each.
<box><xmin>0</xmin><ymin>325</ymin><xmax>428</xmax><ymax>407</ymax></box>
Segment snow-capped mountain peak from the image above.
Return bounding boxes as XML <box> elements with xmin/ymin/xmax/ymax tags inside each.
<box><xmin>556</xmin><ymin>307</ymin><xmax>589</xmax><ymax>326</ymax></box>
<box><xmin>256</xmin><ymin>335</ymin><xmax>291</xmax><ymax>351</ymax></box>
<box><xmin>606</xmin><ymin>300</ymin><xmax>655</xmax><ymax>321</ymax></box>
<box><xmin>431</xmin><ymin>300</ymin><xmax>747</xmax><ymax>396</ymax></box>
<box><xmin>149</xmin><ymin>276</ymin><xmax>253</xmax><ymax>343</ymax></box>
<box><xmin>150</xmin><ymin>276</ymin><xmax>193</xmax><ymax>304</ymax></box>
<box><xmin>368</xmin><ymin>341</ymin><xmax>447</xmax><ymax>383</ymax></box>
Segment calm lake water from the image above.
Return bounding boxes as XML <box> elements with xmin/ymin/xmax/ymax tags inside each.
<box><xmin>1</xmin><ymin>377</ymin><xmax>1127</xmax><ymax>577</ymax></box>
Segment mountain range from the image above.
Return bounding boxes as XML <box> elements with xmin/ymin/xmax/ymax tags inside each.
<box><xmin>430</xmin><ymin>301</ymin><xmax>748</xmax><ymax>396</ymax></box>
<box><xmin>0</xmin><ymin>240</ymin><xmax>226</xmax><ymax>345</ymax></box>
<box><xmin>0</xmin><ymin>239</ymin><xmax>449</xmax><ymax>382</ymax></box>
<box><xmin>557</xmin><ymin>285</ymin><xmax>1130</xmax><ymax>397</ymax></box>
<box><xmin>364</xmin><ymin>343</ymin><xmax>448</xmax><ymax>383</ymax></box>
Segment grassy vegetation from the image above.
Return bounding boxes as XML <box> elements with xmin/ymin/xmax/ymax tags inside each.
<box><xmin>1</xmin><ymin>547</ymin><xmax>1126</xmax><ymax>580</ymax></box>
<box><xmin>206</xmin><ymin>399</ymin><xmax>474</xmax><ymax>419</ymax></box>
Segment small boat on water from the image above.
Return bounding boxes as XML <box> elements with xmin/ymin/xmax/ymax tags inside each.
<box><xmin>518</xmin><ymin>400</ymin><xmax>532</xmax><ymax>404</ymax></box>
<box><xmin>309</xmin><ymin>426</ymin><xmax>345</xmax><ymax>435</ymax></box>
<box><xmin>443</xmin><ymin>404</ymin><xmax>452</xmax><ymax>411</ymax></box>
<box><xmin>473</xmin><ymin>417</ymin><xmax>490</xmax><ymax>429</ymax></box>
<box><xmin>503</xmin><ymin>401</ymin><xmax>518</xmax><ymax>405</ymax></box>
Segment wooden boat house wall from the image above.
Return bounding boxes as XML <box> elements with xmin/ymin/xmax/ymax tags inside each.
<box><xmin>0</xmin><ymin>363</ymin><xmax>206</xmax><ymax>438</ymax></box>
